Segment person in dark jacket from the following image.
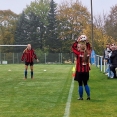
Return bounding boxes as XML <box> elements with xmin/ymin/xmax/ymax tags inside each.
<box><xmin>110</xmin><ymin>44</ymin><xmax>117</xmax><ymax>78</ymax></box>
<box><xmin>72</xmin><ymin>35</ymin><xmax>91</xmax><ymax>100</ymax></box>
<box><xmin>21</xmin><ymin>44</ymin><xmax>39</xmax><ymax>79</ymax></box>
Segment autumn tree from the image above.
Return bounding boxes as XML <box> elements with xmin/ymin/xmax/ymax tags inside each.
<box><xmin>104</xmin><ymin>4</ymin><xmax>117</xmax><ymax>41</ymax></box>
<box><xmin>91</xmin><ymin>13</ymin><xmax>116</xmax><ymax>54</ymax></box>
<box><xmin>57</xmin><ymin>1</ymin><xmax>91</xmax><ymax>52</ymax></box>
<box><xmin>0</xmin><ymin>10</ymin><xmax>19</xmax><ymax>52</ymax></box>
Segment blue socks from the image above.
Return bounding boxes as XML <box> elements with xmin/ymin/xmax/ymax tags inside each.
<box><xmin>25</xmin><ymin>70</ymin><xmax>27</xmax><ymax>78</ymax></box>
<box><xmin>84</xmin><ymin>85</ymin><xmax>90</xmax><ymax>97</ymax></box>
<box><xmin>78</xmin><ymin>85</ymin><xmax>90</xmax><ymax>98</ymax></box>
<box><xmin>79</xmin><ymin>86</ymin><xmax>83</xmax><ymax>98</ymax></box>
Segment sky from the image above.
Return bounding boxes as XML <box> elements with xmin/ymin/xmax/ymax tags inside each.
<box><xmin>0</xmin><ymin>0</ymin><xmax>117</xmax><ymax>16</ymax></box>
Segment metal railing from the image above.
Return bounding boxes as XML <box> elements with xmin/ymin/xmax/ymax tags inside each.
<box><xmin>0</xmin><ymin>53</ymin><xmax>75</xmax><ymax>64</ymax></box>
<box><xmin>0</xmin><ymin>52</ymin><xmax>106</xmax><ymax>73</ymax></box>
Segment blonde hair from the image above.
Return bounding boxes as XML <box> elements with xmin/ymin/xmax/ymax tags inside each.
<box><xmin>83</xmin><ymin>50</ymin><xmax>90</xmax><ymax>63</ymax></box>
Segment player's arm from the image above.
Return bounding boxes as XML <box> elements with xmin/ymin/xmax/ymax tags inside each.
<box><xmin>72</xmin><ymin>41</ymin><xmax>81</xmax><ymax>55</ymax></box>
<box><xmin>86</xmin><ymin>40</ymin><xmax>92</xmax><ymax>55</ymax></box>
<box><xmin>21</xmin><ymin>52</ymin><xmax>25</xmax><ymax>61</ymax></box>
<box><xmin>72</xmin><ymin>36</ymin><xmax>81</xmax><ymax>55</ymax></box>
<box><xmin>86</xmin><ymin>42</ymin><xmax>91</xmax><ymax>50</ymax></box>
<box><xmin>33</xmin><ymin>50</ymin><xmax>39</xmax><ymax>62</ymax></box>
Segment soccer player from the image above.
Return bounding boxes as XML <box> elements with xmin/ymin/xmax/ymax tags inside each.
<box><xmin>72</xmin><ymin>35</ymin><xmax>91</xmax><ymax>100</ymax></box>
<box><xmin>21</xmin><ymin>44</ymin><xmax>39</xmax><ymax>79</ymax></box>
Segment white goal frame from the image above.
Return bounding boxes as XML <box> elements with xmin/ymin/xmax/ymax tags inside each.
<box><xmin>0</xmin><ymin>45</ymin><xmax>27</xmax><ymax>64</ymax></box>
<box><xmin>0</xmin><ymin>45</ymin><xmax>27</xmax><ymax>47</ymax></box>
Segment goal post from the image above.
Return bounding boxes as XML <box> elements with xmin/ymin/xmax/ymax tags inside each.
<box><xmin>0</xmin><ymin>45</ymin><xmax>27</xmax><ymax>46</ymax></box>
<box><xmin>0</xmin><ymin>45</ymin><xmax>27</xmax><ymax>64</ymax></box>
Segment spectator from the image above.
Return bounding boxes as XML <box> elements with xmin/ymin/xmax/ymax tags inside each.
<box><xmin>110</xmin><ymin>44</ymin><xmax>117</xmax><ymax>78</ymax></box>
<box><xmin>108</xmin><ymin>45</ymin><xmax>114</xmax><ymax>78</ymax></box>
<box><xmin>103</xmin><ymin>43</ymin><xmax>111</xmax><ymax>75</ymax></box>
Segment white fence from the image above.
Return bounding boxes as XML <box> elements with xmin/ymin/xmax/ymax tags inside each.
<box><xmin>95</xmin><ymin>55</ymin><xmax>106</xmax><ymax>73</ymax></box>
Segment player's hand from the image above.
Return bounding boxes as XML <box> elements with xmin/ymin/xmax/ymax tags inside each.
<box><xmin>37</xmin><ymin>59</ymin><xmax>39</xmax><ymax>62</ymax></box>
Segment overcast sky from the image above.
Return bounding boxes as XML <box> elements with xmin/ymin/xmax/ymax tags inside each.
<box><xmin>0</xmin><ymin>0</ymin><xmax>117</xmax><ymax>16</ymax></box>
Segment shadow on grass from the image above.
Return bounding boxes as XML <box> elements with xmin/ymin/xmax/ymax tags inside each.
<box><xmin>107</xmin><ymin>78</ymin><xmax>117</xmax><ymax>80</ymax></box>
<box><xmin>89</xmin><ymin>99</ymin><xmax>106</xmax><ymax>102</ymax></box>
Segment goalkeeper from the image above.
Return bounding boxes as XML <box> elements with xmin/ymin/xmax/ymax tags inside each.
<box><xmin>21</xmin><ymin>44</ymin><xmax>39</xmax><ymax>79</ymax></box>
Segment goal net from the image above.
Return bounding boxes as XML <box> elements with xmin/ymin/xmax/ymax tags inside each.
<box><xmin>0</xmin><ymin>45</ymin><xmax>27</xmax><ymax>64</ymax></box>
<box><xmin>0</xmin><ymin>45</ymin><xmax>74</xmax><ymax>64</ymax></box>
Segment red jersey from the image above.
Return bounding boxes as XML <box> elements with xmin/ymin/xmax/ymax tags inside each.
<box><xmin>72</xmin><ymin>41</ymin><xmax>91</xmax><ymax>72</ymax></box>
<box><xmin>21</xmin><ymin>48</ymin><xmax>37</xmax><ymax>62</ymax></box>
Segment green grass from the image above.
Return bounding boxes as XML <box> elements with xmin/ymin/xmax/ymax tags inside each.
<box><xmin>0</xmin><ymin>64</ymin><xmax>117</xmax><ymax>117</ymax></box>
<box><xmin>0</xmin><ymin>64</ymin><xmax>72</xmax><ymax>117</ymax></box>
<box><xmin>70</xmin><ymin>65</ymin><xmax>117</xmax><ymax>117</ymax></box>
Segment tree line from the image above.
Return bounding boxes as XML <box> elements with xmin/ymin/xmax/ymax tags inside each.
<box><xmin>0</xmin><ymin>0</ymin><xmax>117</xmax><ymax>55</ymax></box>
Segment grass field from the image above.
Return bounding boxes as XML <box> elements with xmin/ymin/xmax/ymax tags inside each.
<box><xmin>0</xmin><ymin>64</ymin><xmax>117</xmax><ymax>117</ymax></box>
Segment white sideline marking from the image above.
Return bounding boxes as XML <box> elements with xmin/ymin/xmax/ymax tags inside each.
<box><xmin>63</xmin><ymin>78</ymin><xmax>74</xmax><ymax>117</ymax></box>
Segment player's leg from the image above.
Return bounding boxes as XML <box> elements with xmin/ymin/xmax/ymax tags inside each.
<box><xmin>75</xmin><ymin>72</ymin><xmax>83</xmax><ymax>100</ymax></box>
<box><xmin>77</xmin><ymin>73</ymin><xmax>83</xmax><ymax>100</ymax></box>
<box><xmin>30</xmin><ymin>62</ymin><xmax>34</xmax><ymax>79</ymax></box>
<box><xmin>77</xmin><ymin>80</ymin><xmax>83</xmax><ymax>100</ymax></box>
<box><xmin>24</xmin><ymin>62</ymin><xmax>29</xmax><ymax>79</ymax></box>
<box><xmin>83</xmin><ymin>72</ymin><xmax>90</xmax><ymax>100</ymax></box>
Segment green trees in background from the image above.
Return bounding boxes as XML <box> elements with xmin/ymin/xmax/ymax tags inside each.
<box><xmin>15</xmin><ymin>11</ymin><xmax>42</xmax><ymax>50</ymax></box>
<box><xmin>15</xmin><ymin>0</ymin><xmax>50</xmax><ymax>52</ymax></box>
<box><xmin>0</xmin><ymin>0</ymin><xmax>117</xmax><ymax>54</ymax></box>
<box><xmin>46</xmin><ymin>0</ymin><xmax>61</xmax><ymax>53</ymax></box>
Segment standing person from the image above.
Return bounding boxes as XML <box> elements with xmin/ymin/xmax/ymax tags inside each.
<box><xmin>110</xmin><ymin>44</ymin><xmax>117</xmax><ymax>78</ymax></box>
<box><xmin>107</xmin><ymin>44</ymin><xmax>114</xmax><ymax>78</ymax></box>
<box><xmin>115</xmin><ymin>45</ymin><xmax>117</xmax><ymax>77</ymax></box>
<box><xmin>103</xmin><ymin>43</ymin><xmax>111</xmax><ymax>75</ymax></box>
<box><xmin>21</xmin><ymin>44</ymin><xmax>39</xmax><ymax>79</ymax></box>
<box><xmin>72</xmin><ymin>35</ymin><xmax>91</xmax><ymax>100</ymax></box>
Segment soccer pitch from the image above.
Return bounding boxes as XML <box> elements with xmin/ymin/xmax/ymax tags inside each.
<box><xmin>0</xmin><ymin>64</ymin><xmax>73</xmax><ymax>117</ymax></box>
<box><xmin>0</xmin><ymin>64</ymin><xmax>117</xmax><ymax>117</ymax></box>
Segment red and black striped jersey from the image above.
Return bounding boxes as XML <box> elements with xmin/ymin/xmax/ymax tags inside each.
<box><xmin>72</xmin><ymin>41</ymin><xmax>91</xmax><ymax>72</ymax></box>
<box><xmin>21</xmin><ymin>48</ymin><xmax>37</xmax><ymax>62</ymax></box>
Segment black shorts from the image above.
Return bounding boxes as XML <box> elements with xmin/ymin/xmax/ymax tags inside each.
<box><xmin>74</xmin><ymin>71</ymin><xmax>89</xmax><ymax>82</ymax></box>
<box><xmin>25</xmin><ymin>62</ymin><xmax>34</xmax><ymax>66</ymax></box>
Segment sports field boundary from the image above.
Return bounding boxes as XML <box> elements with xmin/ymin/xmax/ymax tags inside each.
<box><xmin>63</xmin><ymin>78</ymin><xmax>74</xmax><ymax>117</ymax></box>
